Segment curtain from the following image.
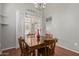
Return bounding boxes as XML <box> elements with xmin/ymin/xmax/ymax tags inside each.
<box><xmin>16</xmin><ymin>10</ymin><xmax>25</xmax><ymax>48</ymax></box>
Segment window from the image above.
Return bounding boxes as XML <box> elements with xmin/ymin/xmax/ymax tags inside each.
<box><xmin>24</xmin><ymin>14</ymin><xmax>42</xmax><ymax>36</ymax></box>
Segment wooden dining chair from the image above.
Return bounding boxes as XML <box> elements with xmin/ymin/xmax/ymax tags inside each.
<box><xmin>44</xmin><ymin>39</ymin><xmax>57</xmax><ymax>56</ymax></box>
<box><xmin>18</xmin><ymin>37</ymin><xmax>31</xmax><ymax>56</ymax></box>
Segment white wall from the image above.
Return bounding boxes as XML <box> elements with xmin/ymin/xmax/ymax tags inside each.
<box><xmin>0</xmin><ymin>4</ymin><xmax>3</xmax><ymax>50</ymax></box>
<box><xmin>1</xmin><ymin>4</ymin><xmax>16</xmax><ymax>49</ymax></box>
<box><xmin>0</xmin><ymin>4</ymin><xmax>1</xmax><ymax>50</ymax></box>
<box><xmin>45</xmin><ymin>3</ymin><xmax>79</xmax><ymax>51</ymax></box>
<box><xmin>0</xmin><ymin>20</ymin><xmax>1</xmax><ymax>50</ymax></box>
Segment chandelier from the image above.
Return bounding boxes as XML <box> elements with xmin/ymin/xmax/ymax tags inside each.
<box><xmin>34</xmin><ymin>3</ymin><xmax>46</xmax><ymax>9</ymax></box>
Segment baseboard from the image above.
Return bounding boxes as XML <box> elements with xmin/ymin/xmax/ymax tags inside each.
<box><xmin>1</xmin><ymin>47</ymin><xmax>16</xmax><ymax>51</ymax></box>
<box><xmin>57</xmin><ymin>44</ymin><xmax>79</xmax><ymax>54</ymax></box>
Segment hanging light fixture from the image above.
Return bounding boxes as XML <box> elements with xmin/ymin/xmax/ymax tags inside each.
<box><xmin>34</xmin><ymin>3</ymin><xmax>46</xmax><ymax>9</ymax></box>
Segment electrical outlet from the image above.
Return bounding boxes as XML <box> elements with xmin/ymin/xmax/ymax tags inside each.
<box><xmin>74</xmin><ymin>43</ymin><xmax>78</xmax><ymax>46</ymax></box>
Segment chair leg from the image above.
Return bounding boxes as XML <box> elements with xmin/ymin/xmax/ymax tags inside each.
<box><xmin>32</xmin><ymin>50</ymin><xmax>35</xmax><ymax>56</ymax></box>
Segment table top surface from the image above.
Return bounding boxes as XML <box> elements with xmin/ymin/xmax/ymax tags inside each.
<box><xmin>25</xmin><ymin>37</ymin><xmax>44</xmax><ymax>47</ymax></box>
<box><xmin>25</xmin><ymin>36</ymin><xmax>57</xmax><ymax>47</ymax></box>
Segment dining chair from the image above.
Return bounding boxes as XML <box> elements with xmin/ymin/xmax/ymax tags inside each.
<box><xmin>18</xmin><ymin>37</ymin><xmax>31</xmax><ymax>56</ymax></box>
<box><xmin>44</xmin><ymin>39</ymin><xmax>57</xmax><ymax>56</ymax></box>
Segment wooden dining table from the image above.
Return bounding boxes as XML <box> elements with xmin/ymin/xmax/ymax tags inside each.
<box><xmin>25</xmin><ymin>36</ymin><xmax>58</xmax><ymax>56</ymax></box>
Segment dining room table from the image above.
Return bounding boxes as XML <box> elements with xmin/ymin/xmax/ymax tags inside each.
<box><xmin>25</xmin><ymin>35</ymin><xmax>58</xmax><ymax>56</ymax></box>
